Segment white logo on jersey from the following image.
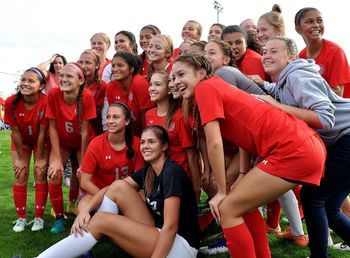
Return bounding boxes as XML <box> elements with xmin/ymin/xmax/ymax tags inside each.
<box><xmin>168</xmin><ymin>122</ymin><xmax>175</xmax><ymax>131</ymax></box>
<box><xmin>19</xmin><ymin>113</ymin><xmax>24</xmax><ymax>117</ymax></box>
<box><xmin>105</xmin><ymin>155</ymin><xmax>111</xmax><ymax>160</ymax></box>
<box><xmin>38</xmin><ymin>111</ymin><xmax>44</xmax><ymax>119</ymax></box>
<box><xmin>116</xmin><ymin>96</ymin><xmax>121</xmax><ymax>100</ymax></box>
<box><xmin>128</xmin><ymin>92</ymin><xmax>133</xmax><ymax>101</ymax></box>
<box><xmin>262</xmin><ymin>160</ymin><xmax>268</xmax><ymax>165</ymax></box>
<box><xmin>149</xmin><ymin>120</ymin><xmax>154</xmax><ymax>124</ymax></box>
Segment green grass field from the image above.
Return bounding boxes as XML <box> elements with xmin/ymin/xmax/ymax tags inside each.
<box><xmin>0</xmin><ymin>130</ymin><xmax>349</xmax><ymax>258</ymax></box>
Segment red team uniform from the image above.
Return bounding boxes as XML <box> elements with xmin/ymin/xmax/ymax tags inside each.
<box><xmin>238</xmin><ymin>49</ymin><xmax>267</xmax><ymax>80</ymax></box>
<box><xmin>87</xmin><ymin>80</ymin><xmax>107</xmax><ymax>135</ymax></box>
<box><xmin>299</xmin><ymin>39</ymin><xmax>350</xmax><ymax>97</ymax></box>
<box><xmin>80</xmin><ymin>132</ymin><xmax>144</xmax><ymax>189</ymax></box>
<box><xmin>98</xmin><ymin>59</ymin><xmax>111</xmax><ymax>80</ymax></box>
<box><xmin>106</xmin><ymin>74</ymin><xmax>154</xmax><ymax>135</ymax></box>
<box><xmin>5</xmin><ymin>93</ymin><xmax>48</xmax><ymax>152</ymax></box>
<box><xmin>145</xmin><ymin>107</ymin><xmax>194</xmax><ymax>176</ymax></box>
<box><xmin>45</xmin><ymin>88</ymin><xmax>96</xmax><ymax>149</ymax></box>
<box><xmin>195</xmin><ymin>76</ymin><xmax>325</xmax><ymax>186</ymax></box>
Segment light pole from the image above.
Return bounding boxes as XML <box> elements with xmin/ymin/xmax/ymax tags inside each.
<box><xmin>213</xmin><ymin>1</ymin><xmax>223</xmax><ymax>23</ymax></box>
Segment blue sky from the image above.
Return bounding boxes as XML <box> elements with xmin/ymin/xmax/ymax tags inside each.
<box><xmin>1</xmin><ymin>0</ymin><xmax>349</xmax><ymax>99</ymax></box>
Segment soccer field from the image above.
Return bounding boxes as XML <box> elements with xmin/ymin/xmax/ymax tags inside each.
<box><xmin>0</xmin><ymin>130</ymin><xmax>349</xmax><ymax>258</ymax></box>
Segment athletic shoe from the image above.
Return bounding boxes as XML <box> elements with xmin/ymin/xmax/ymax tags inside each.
<box><xmin>266</xmin><ymin>224</ymin><xmax>281</xmax><ymax>233</ymax></box>
<box><xmin>67</xmin><ymin>202</ymin><xmax>78</xmax><ymax>216</ymax></box>
<box><xmin>199</xmin><ymin>238</ymin><xmax>228</xmax><ymax>255</ymax></box>
<box><xmin>12</xmin><ymin>218</ymin><xmax>27</xmax><ymax>232</ymax></box>
<box><xmin>80</xmin><ymin>250</ymin><xmax>94</xmax><ymax>258</ymax></box>
<box><xmin>28</xmin><ymin>218</ymin><xmax>44</xmax><ymax>231</ymax></box>
<box><xmin>50</xmin><ymin>207</ymin><xmax>68</xmax><ymax>219</ymax></box>
<box><xmin>50</xmin><ymin>218</ymin><xmax>67</xmax><ymax>234</ymax></box>
<box><xmin>333</xmin><ymin>242</ymin><xmax>350</xmax><ymax>252</ymax></box>
<box><xmin>276</xmin><ymin>230</ymin><xmax>309</xmax><ymax>247</ymax></box>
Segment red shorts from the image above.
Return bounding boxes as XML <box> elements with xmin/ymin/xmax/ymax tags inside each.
<box><xmin>11</xmin><ymin>139</ymin><xmax>51</xmax><ymax>154</ymax></box>
<box><xmin>256</xmin><ymin>133</ymin><xmax>326</xmax><ymax>186</ymax></box>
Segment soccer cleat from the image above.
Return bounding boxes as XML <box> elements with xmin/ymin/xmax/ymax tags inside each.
<box><xmin>199</xmin><ymin>238</ymin><xmax>228</xmax><ymax>255</ymax></box>
<box><xmin>67</xmin><ymin>202</ymin><xmax>79</xmax><ymax>216</ymax></box>
<box><xmin>333</xmin><ymin>242</ymin><xmax>350</xmax><ymax>252</ymax></box>
<box><xmin>50</xmin><ymin>218</ymin><xmax>67</xmax><ymax>234</ymax></box>
<box><xmin>28</xmin><ymin>218</ymin><xmax>44</xmax><ymax>231</ymax></box>
<box><xmin>266</xmin><ymin>224</ymin><xmax>281</xmax><ymax>233</ymax></box>
<box><xmin>12</xmin><ymin>218</ymin><xmax>27</xmax><ymax>232</ymax></box>
<box><xmin>276</xmin><ymin>230</ymin><xmax>309</xmax><ymax>247</ymax></box>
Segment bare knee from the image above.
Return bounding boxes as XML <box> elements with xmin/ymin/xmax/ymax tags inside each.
<box><xmin>106</xmin><ymin>180</ymin><xmax>132</xmax><ymax>202</ymax></box>
<box><xmin>34</xmin><ymin>166</ymin><xmax>47</xmax><ymax>183</ymax></box>
<box><xmin>15</xmin><ymin>168</ymin><xmax>29</xmax><ymax>185</ymax></box>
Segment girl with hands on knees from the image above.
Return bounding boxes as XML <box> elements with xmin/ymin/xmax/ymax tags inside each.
<box><xmin>4</xmin><ymin>68</ymin><xmax>49</xmax><ymax>232</ymax></box>
<box><xmin>46</xmin><ymin>62</ymin><xmax>96</xmax><ymax>234</ymax></box>
<box><xmin>172</xmin><ymin>54</ymin><xmax>326</xmax><ymax>258</ymax></box>
<box><xmin>37</xmin><ymin>125</ymin><xmax>200</xmax><ymax>258</ymax></box>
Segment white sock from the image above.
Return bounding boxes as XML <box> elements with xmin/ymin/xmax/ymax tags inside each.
<box><xmin>37</xmin><ymin>232</ymin><xmax>97</xmax><ymax>258</ymax></box>
<box><xmin>278</xmin><ymin>190</ymin><xmax>304</xmax><ymax>236</ymax></box>
<box><xmin>98</xmin><ymin>194</ymin><xmax>119</xmax><ymax>214</ymax></box>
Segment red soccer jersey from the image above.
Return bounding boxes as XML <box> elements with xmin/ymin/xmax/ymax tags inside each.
<box><xmin>299</xmin><ymin>39</ymin><xmax>350</xmax><ymax>89</ymax></box>
<box><xmin>106</xmin><ymin>74</ymin><xmax>155</xmax><ymax>135</ymax></box>
<box><xmin>194</xmin><ymin>76</ymin><xmax>323</xmax><ymax>184</ymax></box>
<box><xmin>145</xmin><ymin>108</ymin><xmax>194</xmax><ymax>175</ymax></box>
<box><xmin>45</xmin><ymin>88</ymin><xmax>96</xmax><ymax>149</ymax></box>
<box><xmin>238</xmin><ymin>49</ymin><xmax>266</xmax><ymax>80</ymax></box>
<box><xmin>4</xmin><ymin>93</ymin><xmax>48</xmax><ymax>145</ymax></box>
<box><xmin>87</xmin><ymin>81</ymin><xmax>106</xmax><ymax>108</ymax></box>
<box><xmin>80</xmin><ymin>132</ymin><xmax>144</xmax><ymax>189</ymax></box>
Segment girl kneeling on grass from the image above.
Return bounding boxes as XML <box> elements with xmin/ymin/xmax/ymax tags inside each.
<box><xmin>4</xmin><ymin>67</ymin><xmax>49</xmax><ymax>232</ymax></box>
<box><xmin>171</xmin><ymin>54</ymin><xmax>326</xmax><ymax>258</ymax></box>
<box><xmin>37</xmin><ymin>125</ymin><xmax>200</xmax><ymax>258</ymax></box>
<box><xmin>46</xmin><ymin>63</ymin><xmax>96</xmax><ymax>234</ymax></box>
<box><xmin>78</xmin><ymin>102</ymin><xmax>144</xmax><ymax>211</ymax></box>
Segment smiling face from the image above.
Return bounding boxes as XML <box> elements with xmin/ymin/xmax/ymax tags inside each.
<box><xmin>257</xmin><ymin>18</ymin><xmax>281</xmax><ymax>46</ymax></box>
<box><xmin>114</xmin><ymin>34</ymin><xmax>133</xmax><ymax>53</ymax></box>
<box><xmin>59</xmin><ymin>65</ymin><xmax>84</xmax><ymax>93</ymax></box>
<box><xmin>168</xmin><ymin>71</ymin><xmax>182</xmax><ymax>99</ymax></box>
<box><xmin>240</xmin><ymin>19</ymin><xmax>257</xmax><ymax>36</ymax></box>
<box><xmin>77</xmin><ymin>53</ymin><xmax>99</xmax><ymax>80</ymax></box>
<box><xmin>111</xmin><ymin>56</ymin><xmax>134</xmax><ymax>81</ymax></box>
<box><xmin>181</xmin><ymin>21</ymin><xmax>201</xmax><ymax>41</ymax></box>
<box><xmin>139</xmin><ymin>28</ymin><xmax>154</xmax><ymax>52</ymax></box>
<box><xmin>140</xmin><ymin>129</ymin><xmax>167</xmax><ymax>162</ymax></box>
<box><xmin>106</xmin><ymin>105</ymin><xmax>129</xmax><ymax>134</ymax></box>
<box><xmin>204</xmin><ymin>41</ymin><xmax>230</xmax><ymax>71</ymax></box>
<box><xmin>19</xmin><ymin>71</ymin><xmax>43</xmax><ymax>96</ymax></box>
<box><xmin>262</xmin><ymin>39</ymin><xmax>291</xmax><ymax>80</ymax></box>
<box><xmin>172</xmin><ymin>61</ymin><xmax>204</xmax><ymax>99</ymax></box>
<box><xmin>221</xmin><ymin>32</ymin><xmax>247</xmax><ymax>62</ymax></box>
<box><xmin>296</xmin><ymin>10</ymin><xmax>324</xmax><ymax>42</ymax></box>
<box><xmin>91</xmin><ymin>35</ymin><xmax>109</xmax><ymax>57</ymax></box>
<box><xmin>147</xmin><ymin>37</ymin><xmax>167</xmax><ymax>63</ymax></box>
<box><xmin>149</xmin><ymin>73</ymin><xmax>170</xmax><ymax>102</ymax></box>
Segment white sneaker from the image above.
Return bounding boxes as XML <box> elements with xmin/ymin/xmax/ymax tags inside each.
<box><xmin>28</xmin><ymin>218</ymin><xmax>44</xmax><ymax>231</ymax></box>
<box><xmin>12</xmin><ymin>218</ymin><xmax>27</xmax><ymax>232</ymax></box>
<box><xmin>333</xmin><ymin>242</ymin><xmax>350</xmax><ymax>252</ymax></box>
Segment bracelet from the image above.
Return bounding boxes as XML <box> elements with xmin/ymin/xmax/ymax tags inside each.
<box><xmin>239</xmin><ymin>172</ymin><xmax>247</xmax><ymax>175</ymax></box>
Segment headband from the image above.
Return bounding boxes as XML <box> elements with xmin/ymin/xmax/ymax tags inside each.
<box><xmin>66</xmin><ymin>63</ymin><xmax>85</xmax><ymax>79</ymax></box>
<box><xmin>83</xmin><ymin>49</ymin><xmax>100</xmax><ymax>65</ymax></box>
<box><xmin>27</xmin><ymin>67</ymin><xmax>45</xmax><ymax>84</ymax></box>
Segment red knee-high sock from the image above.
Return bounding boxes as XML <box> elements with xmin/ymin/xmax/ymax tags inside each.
<box><xmin>49</xmin><ymin>183</ymin><xmax>64</xmax><ymax>217</ymax></box>
<box><xmin>293</xmin><ymin>185</ymin><xmax>304</xmax><ymax>219</ymax></box>
<box><xmin>35</xmin><ymin>182</ymin><xmax>48</xmax><ymax>218</ymax></box>
<box><xmin>243</xmin><ymin>209</ymin><xmax>271</xmax><ymax>258</ymax></box>
<box><xmin>266</xmin><ymin>200</ymin><xmax>281</xmax><ymax>228</ymax></box>
<box><xmin>223</xmin><ymin>223</ymin><xmax>256</xmax><ymax>258</ymax></box>
<box><xmin>13</xmin><ymin>185</ymin><xmax>27</xmax><ymax>219</ymax></box>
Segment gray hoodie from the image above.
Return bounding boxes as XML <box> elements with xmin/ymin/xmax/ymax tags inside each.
<box><xmin>263</xmin><ymin>59</ymin><xmax>350</xmax><ymax>147</ymax></box>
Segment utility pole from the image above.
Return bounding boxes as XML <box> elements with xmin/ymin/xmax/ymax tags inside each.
<box><xmin>213</xmin><ymin>1</ymin><xmax>223</xmax><ymax>23</ymax></box>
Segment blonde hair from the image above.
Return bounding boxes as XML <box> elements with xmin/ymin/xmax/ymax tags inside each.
<box><xmin>259</xmin><ymin>4</ymin><xmax>285</xmax><ymax>36</ymax></box>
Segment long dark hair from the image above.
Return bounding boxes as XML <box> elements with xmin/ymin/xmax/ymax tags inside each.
<box><xmin>143</xmin><ymin>125</ymin><xmax>169</xmax><ymax>197</ymax></box>
<box><xmin>48</xmin><ymin>54</ymin><xmax>67</xmax><ymax>74</ymax></box>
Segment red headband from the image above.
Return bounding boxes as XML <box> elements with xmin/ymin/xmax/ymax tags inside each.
<box><xmin>66</xmin><ymin>63</ymin><xmax>84</xmax><ymax>79</ymax></box>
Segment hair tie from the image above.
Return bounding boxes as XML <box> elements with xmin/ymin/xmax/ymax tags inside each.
<box><xmin>66</xmin><ymin>63</ymin><xmax>85</xmax><ymax>79</ymax></box>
